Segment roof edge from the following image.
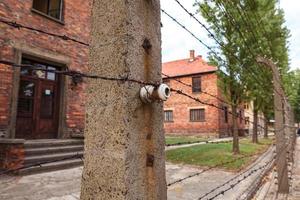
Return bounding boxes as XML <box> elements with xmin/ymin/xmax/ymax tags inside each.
<box><xmin>162</xmin><ymin>70</ymin><xmax>217</xmax><ymax>79</ymax></box>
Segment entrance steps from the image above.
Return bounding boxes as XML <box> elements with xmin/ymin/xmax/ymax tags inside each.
<box><xmin>18</xmin><ymin>139</ymin><xmax>84</xmax><ymax>175</ymax></box>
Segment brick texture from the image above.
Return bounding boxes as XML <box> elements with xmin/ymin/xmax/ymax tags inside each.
<box><xmin>0</xmin><ymin>143</ymin><xmax>24</xmax><ymax>170</ymax></box>
<box><xmin>0</xmin><ymin>63</ymin><xmax>13</xmax><ymax>137</ymax></box>
<box><xmin>163</xmin><ymin>73</ymin><xmax>245</xmax><ymax>137</ymax></box>
<box><xmin>0</xmin><ymin>0</ymin><xmax>91</xmax><ymax>137</ymax></box>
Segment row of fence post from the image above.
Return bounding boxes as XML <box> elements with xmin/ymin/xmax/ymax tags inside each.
<box><xmin>257</xmin><ymin>57</ymin><xmax>297</xmax><ymax>195</ymax></box>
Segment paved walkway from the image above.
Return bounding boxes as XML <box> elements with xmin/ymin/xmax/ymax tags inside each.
<box><xmin>0</xmin><ymin>167</ymin><xmax>82</xmax><ymax>200</ymax></box>
<box><xmin>289</xmin><ymin>137</ymin><xmax>300</xmax><ymax>200</ymax></box>
<box><xmin>167</xmin><ymin>146</ymin><xmax>274</xmax><ymax>200</ymax></box>
<box><xmin>0</xmin><ymin>144</ymin><xmax>274</xmax><ymax>200</ymax></box>
<box><xmin>165</xmin><ymin>137</ymin><xmax>233</xmax><ymax>150</ymax></box>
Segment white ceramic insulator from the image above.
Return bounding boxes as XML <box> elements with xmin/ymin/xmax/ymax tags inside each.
<box><xmin>140</xmin><ymin>85</ymin><xmax>155</xmax><ymax>103</ymax></box>
<box><xmin>140</xmin><ymin>84</ymin><xmax>171</xmax><ymax>103</ymax></box>
<box><xmin>157</xmin><ymin>83</ymin><xmax>171</xmax><ymax>101</ymax></box>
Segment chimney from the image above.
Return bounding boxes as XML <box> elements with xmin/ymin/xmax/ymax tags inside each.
<box><xmin>189</xmin><ymin>50</ymin><xmax>195</xmax><ymax>62</ymax></box>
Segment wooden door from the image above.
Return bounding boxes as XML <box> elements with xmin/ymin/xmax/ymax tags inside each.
<box><xmin>35</xmin><ymin>80</ymin><xmax>59</xmax><ymax>139</ymax></box>
<box><xmin>16</xmin><ymin>58</ymin><xmax>61</xmax><ymax>139</ymax></box>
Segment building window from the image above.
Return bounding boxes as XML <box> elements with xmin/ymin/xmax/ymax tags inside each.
<box><xmin>224</xmin><ymin>106</ymin><xmax>228</xmax><ymax>123</ymax></box>
<box><xmin>245</xmin><ymin>117</ymin><xmax>250</xmax><ymax>125</ymax></box>
<box><xmin>164</xmin><ymin>110</ymin><xmax>173</xmax><ymax>122</ymax></box>
<box><xmin>33</xmin><ymin>0</ymin><xmax>63</xmax><ymax>20</ymax></box>
<box><xmin>192</xmin><ymin>76</ymin><xmax>201</xmax><ymax>93</ymax></box>
<box><xmin>244</xmin><ymin>104</ymin><xmax>249</xmax><ymax>110</ymax></box>
<box><xmin>21</xmin><ymin>58</ymin><xmax>58</xmax><ymax>81</ymax></box>
<box><xmin>190</xmin><ymin>109</ymin><xmax>205</xmax><ymax>122</ymax></box>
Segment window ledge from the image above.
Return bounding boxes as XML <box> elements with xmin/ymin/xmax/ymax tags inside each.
<box><xmin>164</xmin><ymin>121</ymin><xmax>174</xmax><ymax>123</ymax></box>
<box><xmin>31</xmin><ymin>9</ymin><xmax>65</xmax><ymax>25</ymax></box>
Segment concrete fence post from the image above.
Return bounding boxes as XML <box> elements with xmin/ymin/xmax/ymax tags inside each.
<box><xmin>80</xmin><ymin>0</ymin><xmax>167</xmax><ymax>199</ymax></box>
<box><xmin>256</xmin><ymin>57</ymin><xmax>289</xmax><ymax>194</ymax></box>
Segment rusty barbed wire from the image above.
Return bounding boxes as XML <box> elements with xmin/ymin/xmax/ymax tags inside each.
<box><xmin>1</xmin><ymin>59</ymin><xmax>289</xmax><ymax>134</ymax></box>
<box><xmin>201</xmin><ymin>158</ymin><xmax>274</xmax><ymax>200</ymax></box>
<box><xmin>167</xmin><ymin>149</ymin><xmax>272</xmax><ymax>187</ymax></box>
<box><xmin>162</xmin><ymin>72</ymin><xmax>266</xmax><ymax>120</ymax></box>
<box><xmin>0</xmin><ymin>17</ymin><xmax>89</xmax><ymax>46</ymax></box>
<box><xmin>169</xmin><ymin>1</ymin><xmax>285</xmax><ymax>102</ymax></box>
<box><xmin>0</xmin><ymin>14</ymin><xmax>288</xmax><ymax>116</ymax></box>
<box><xmin>198</xmin><ymin>149</ymin><xmax>275</xmax><ymax>200</ymax></box>
<box><xmin>0</xmin><ymin>60</ymin><xmax>160</xmax><ymax>87</ymax></box>
<box><xmin>0</xmin><ymin>12</ymin><xmax>287</xmax><ymax>103</ymax></box>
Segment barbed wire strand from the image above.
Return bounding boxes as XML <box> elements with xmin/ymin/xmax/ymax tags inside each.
<box><xmin>0</xmin><ymin>17</ymin><xmax>89</xmax><ymax>46</ymax></box>
<box><xmin>202</xmin><ymin>158</ymin><xmax>274</xmax><ymax>200</ymax></box>
<box><xmin>173</xmin><ymin>1</ymin><xmax>288</xmax><ymax>114</ymax></box>
<box><xmin>168</xmin><ymin>144</ymin><xmax>274</xmax><ymax>187</ymax></box>
<box><xmin>0</xmin><ymin>59</ymin><xmax>290</xmax><ymax>134</ymax></box>
<box><xmin>197</xmin><ymin>146</ymin><xmax>275</xmax><ymax>199</ymax></box>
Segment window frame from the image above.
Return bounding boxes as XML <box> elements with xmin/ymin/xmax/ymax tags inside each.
<box><xmin>164</xmin><ymin>110</ymin><xmax>174</xmax><ymax>122</ymax></box>
<box><xmin>245</xmin><ymin>117</ymin><xmax>250</xmax><ymax>125</ymax></box>
<box><xmin>32</xmin><ymin>0</ymin><xmax>65</xmax><ymax>24</ymax></box>
<box><xmin>190</xmin><ymin>108</ymin><xmax>205</xmax><ymax>122</ymax></box>
<box><xmin>192</xmin><ymin>76</ymin><xmax>202</xmax><ymax>93</ymax></box>
<box><xmin>21</xmin><ymin>58</ymin><xmax>59</xmax><ymax>82</ymax></box>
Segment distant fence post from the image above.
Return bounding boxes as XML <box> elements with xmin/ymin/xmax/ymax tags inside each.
<box><xmin>256</xmin><ymin>57</ymin><xmax>289</xmax><ymax>194</ymax></box>
<box><xmin>80</xmin><ymin>1</ymin><xmax>167</xmax><ymax>199</ymax></box>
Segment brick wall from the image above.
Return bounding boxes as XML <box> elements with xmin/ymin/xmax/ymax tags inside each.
<box><xmin>163</xmin><ymin>72</ymin><xmax>245</xmax><ymax>137</ymax></box>
<box><xmin>0</xmin><ymin>63</ymin><xmax>13</xmax><ymax>137</ymax></box>
<box><xmin>0</xmin><ymin>141</ymin><xmax>24</xmax><ymax>170</ymax></box>
<box><xmin>0</xmin><ymin>0</ymin><xmax>91</xmax><ymax>138</ymax></box>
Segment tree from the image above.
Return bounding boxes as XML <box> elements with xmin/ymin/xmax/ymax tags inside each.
<box><xmin>236</xmin><ymin>0</ymin><xmax>289</xmax><ymax>143</ymax></box>
<box><xmin>287</xmin><ymin>69</ymin><xmax>300</xmax><ymax>123</ymax></box>
<box><xmin>197</xmin><ymin>0</ymin><xmax>251</xmax><ymax>154</ymax></box>
<box><xmin>196</xmin><ymin>0</ymin><xmax>290</xmax><ymax>150</ymax></box>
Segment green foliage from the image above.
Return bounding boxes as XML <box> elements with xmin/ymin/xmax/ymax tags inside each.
<box><xmin>287</xmin><ymin>69</ymin><xmax>300</xmax><ymax>122</ymax></box>
<box><xmin>195</xmin><ymin>0</ymin><xmax>290</xmax><ymax>129</ymax></box>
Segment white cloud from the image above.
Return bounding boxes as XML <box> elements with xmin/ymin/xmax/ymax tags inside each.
<box><xmin>280</xmin><ymin>0</ymin><xmax>300</xmax><ymax>70</ymax></box>
<box><xmin>161</xmin><ymin>0</ymin><xmax>212</xmax><ymax>62</ymax></box>
<box><xmin>161</xmin><ymin>0</ymin><xmax>300</xmax><ymax>70</ymax></box>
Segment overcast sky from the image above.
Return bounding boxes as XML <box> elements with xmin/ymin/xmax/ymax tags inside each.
<box><xmin>161</xmin><ymin>0</ymin><xmax>300</xmax><ymax>70</ymax></box>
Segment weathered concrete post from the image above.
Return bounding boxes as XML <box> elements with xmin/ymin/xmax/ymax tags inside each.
<box><xmin>256</xmin><ymin>57</ymin><xmax>289</xmax><ymax>194</ymax></box>
<box><xmin>80</xmin><ymin>1</ymin><xmax>167</xmax><ymax>200</ymax></box>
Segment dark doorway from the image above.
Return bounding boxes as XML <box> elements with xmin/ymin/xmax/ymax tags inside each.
<box><xmin>16</xmin><ymin>57</ymin><xmax>61</xmax><ymax>139</ymax></box>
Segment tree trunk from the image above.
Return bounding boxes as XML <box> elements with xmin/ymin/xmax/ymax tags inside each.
<box><xmin>252</xmin><ymin>109</ymin><xmax>258</xmax><ymax>143</ymax></box>
<box><xmin>252</xmin><ymin>105</ymin><xmax>258</xmax><ymax>143</ymax></box>
<box><xmin>264</xmin><ymin>114</ymin><xmax>268</xmax><ymax>138</ymax></box>
<box><xmin>232</xmin><ymin>104</ymin><xmax>240</xmax><ymax>154</ymax></box>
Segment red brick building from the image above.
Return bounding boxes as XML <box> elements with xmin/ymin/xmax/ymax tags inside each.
<box><xmin>0</xmin><ymin>0</ymin><xmax>90</xmax><ymax>172</ymax></box>
<box><xmin>0</xmin><ymin>0</ymin><xmax>91</xmax><ymax>139</ymax></box>
<box><xmin>163</xmin><ymin>50</ymin><xmax>244</xmax><ymax>138</ymax></box>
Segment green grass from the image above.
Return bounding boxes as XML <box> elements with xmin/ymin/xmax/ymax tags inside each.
<box><xmin>165</xmin><ymin>135</ymin><xmax>208</xmax><ymax>146</ymax></box>
<box><xmin>166</xmin><ymin>138</ymin><xmax>274</xmax><ymax>171</ymax></box>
